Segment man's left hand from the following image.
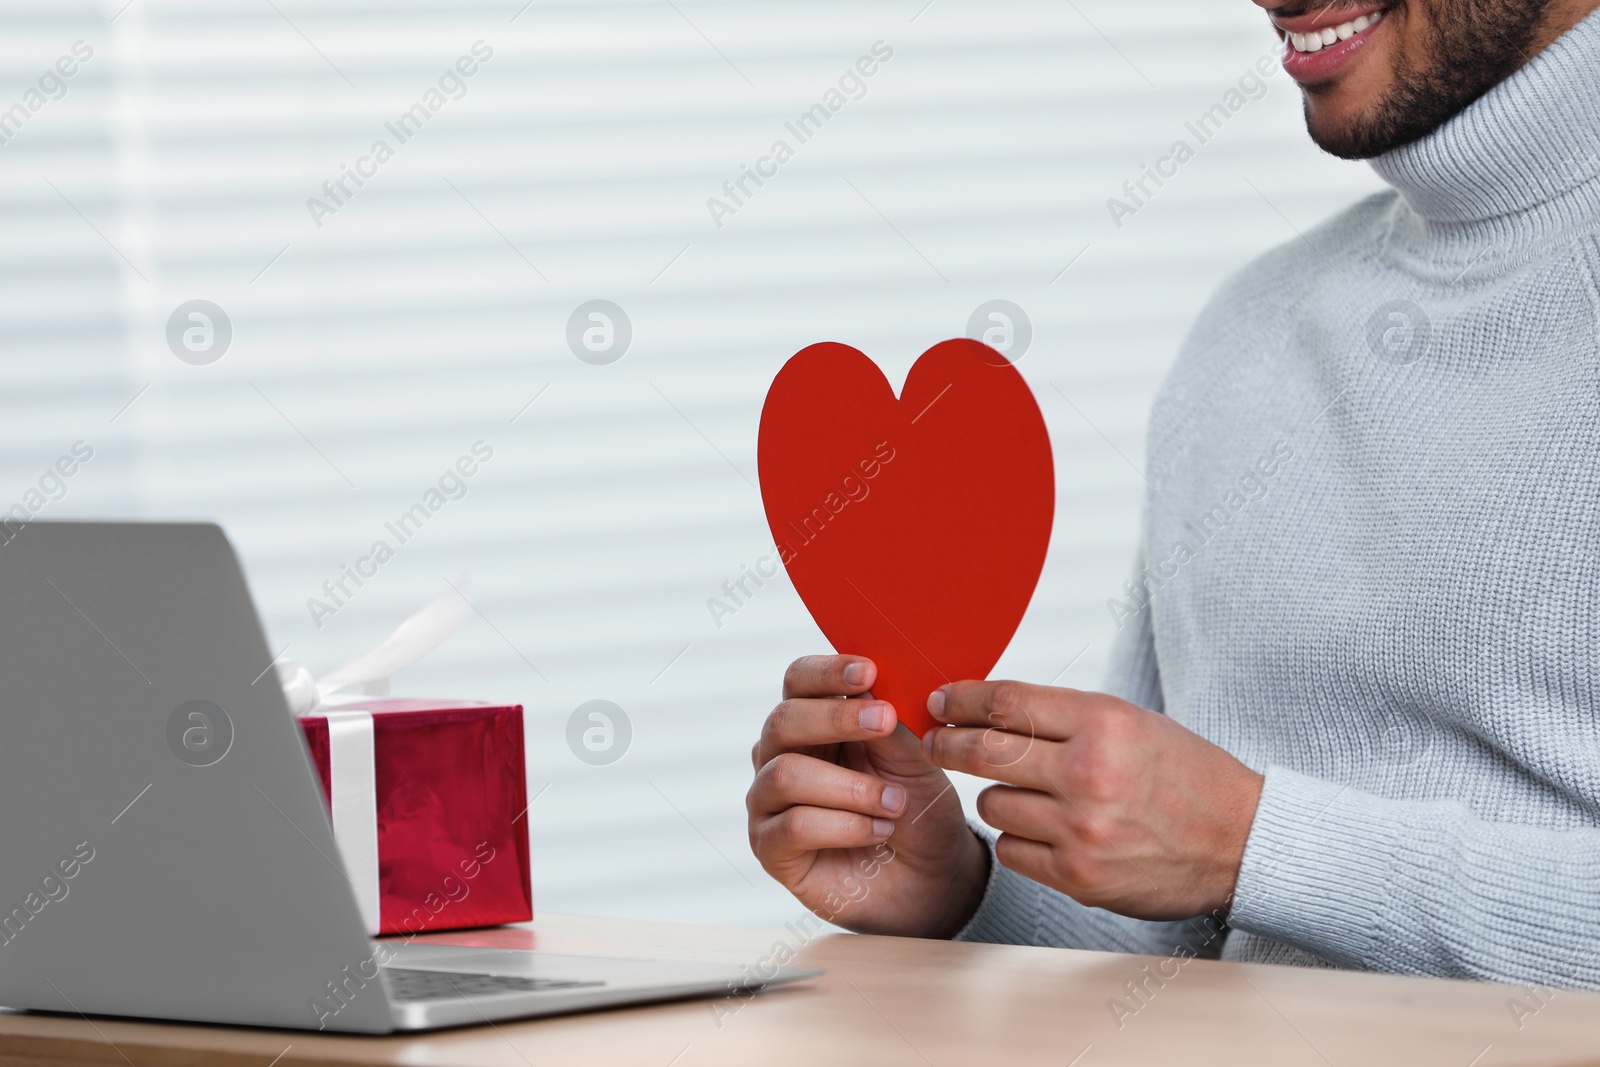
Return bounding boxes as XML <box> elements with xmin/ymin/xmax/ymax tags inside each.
<box><xmin>923</xmin><ymin>680</ymin><xmax>1264</xmax><ymax>921</ymax></box>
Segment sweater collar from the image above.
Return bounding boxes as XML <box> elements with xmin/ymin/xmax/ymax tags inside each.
<box><xmin>1370</xmin><ymin>8</ymin><xmax>1600</xmax><ymax>224</ymax></box>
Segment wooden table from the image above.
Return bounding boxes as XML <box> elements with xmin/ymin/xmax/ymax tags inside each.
<box><xmin>3</xmin><ymin>913</ymin><xmax>1598</xmax><ymax>1066</ymax></box>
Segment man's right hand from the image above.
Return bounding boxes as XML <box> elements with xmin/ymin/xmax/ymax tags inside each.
<box><xmin>746</xmin><ymin>654</ymin><xmax>989</xmax><ymax>938</ymax></box>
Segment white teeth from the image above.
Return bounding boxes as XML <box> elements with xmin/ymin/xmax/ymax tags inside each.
<box><xmin>1287</xmin><ymin>9</ymin><xmax>1383</xmax><ymax>52</ymax></box>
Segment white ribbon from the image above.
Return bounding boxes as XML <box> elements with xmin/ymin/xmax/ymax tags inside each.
<box><xmin>280</xmin><ymin>580</ymin><xmax>475</xmax><ymax>935</ymax></box>
<box><xmin>277</xmin><ymin>578</ymin><xmax>475</xmax><ymax>717</ymax></box>
<box><xmin>324</xmin><ymin>710</ymin><xmax>382</xmax><ymax>934</ymax></box>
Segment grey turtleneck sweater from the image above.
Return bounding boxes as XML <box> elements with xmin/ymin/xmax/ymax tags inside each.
<box><xmin>957</xmin><ymin>11</ymin><xmax>1600</xmax><ymax>987</ymax></box>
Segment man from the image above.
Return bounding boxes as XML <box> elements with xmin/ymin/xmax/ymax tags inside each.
<box><xmin>745</xmin><ymin>0</ymin><xmax>1600</xmax><ymax>984</ymax></box>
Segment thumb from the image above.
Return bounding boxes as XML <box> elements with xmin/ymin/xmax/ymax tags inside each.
<box><xmin>864</xmin><ymin>716</ymin><xmax>944</xmax><ymax>783</ymax></box>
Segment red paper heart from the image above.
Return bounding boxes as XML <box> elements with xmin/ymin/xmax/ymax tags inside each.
<box><xmin>757</xmin><ymin>339</ymin><xmax>1054</xmax><ymax>737</ymax></box>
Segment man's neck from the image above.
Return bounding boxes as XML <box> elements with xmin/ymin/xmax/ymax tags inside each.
<box><xmin>1529</xmin><ymin>0</ymin><xmax>1600</xmax><ymax>59</ymax></box>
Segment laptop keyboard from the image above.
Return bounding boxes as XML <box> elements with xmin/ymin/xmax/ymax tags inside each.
<box><xmin>381</xmin><ymin>967</ymin><xmax>605</xmax><ymax>1002</ymax></box>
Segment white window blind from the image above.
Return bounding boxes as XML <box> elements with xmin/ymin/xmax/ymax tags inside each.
<box><xmin>0</xmin><ymin>0</ymin><xmax>1383</xmax><ymax>927</ymax></box>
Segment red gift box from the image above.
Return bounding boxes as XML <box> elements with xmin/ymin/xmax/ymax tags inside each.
<box><xmin>297</xmin><ymin>698</ymin><xmax>533</xmax><ymax>936</ymax></box>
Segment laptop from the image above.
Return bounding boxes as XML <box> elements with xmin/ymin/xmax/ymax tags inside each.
<box><xmin>0</xmin><ymin>521</ymin><xmax>817</xmax><ymax>1032</ymax></box>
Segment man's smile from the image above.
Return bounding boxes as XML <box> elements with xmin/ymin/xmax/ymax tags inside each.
<box><xmin>1269</xmin><ymin>2</ymin><xmax>1396</xmax><ymax>84</ymax></box>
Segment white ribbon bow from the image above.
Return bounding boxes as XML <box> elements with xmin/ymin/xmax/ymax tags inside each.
<box><xmin>277</xmin><ymin>579</ymin><xmax>475</xmax><ymax>716</ymax></box>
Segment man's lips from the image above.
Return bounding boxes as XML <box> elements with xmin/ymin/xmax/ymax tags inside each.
<box><xmin>1273</xmin><ymin>3</ymin><xmax>1391</xmax><ymax>83</ymax></box>
<box><xmin>1271</xmin><ymin>2</ymin><xmax>1391</xmax><ymax>35</ymax></box>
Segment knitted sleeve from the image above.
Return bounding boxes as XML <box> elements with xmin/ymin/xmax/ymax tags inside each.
<box><xmin>1229</xmin><ymin>767</ymin><xmax>1600</xmax><ymax>986</ymax></box>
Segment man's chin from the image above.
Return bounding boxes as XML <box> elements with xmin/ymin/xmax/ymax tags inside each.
<box><xmin>1301</xmin><ymin>88</ymin><xmax>1425</xmax><ymax>161</ymax></box>
<box><xmin>1304</xmin><ymin>107</ymin><xmax>1390</xmax><ymax>160</ymax></box>
<box><xmin>1290</xmin><ymin>52</ymin><xmax>1387</xmax><ymax>155</ymax></box>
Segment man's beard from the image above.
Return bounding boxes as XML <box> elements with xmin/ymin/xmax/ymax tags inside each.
<box><xmin>1307</xmin><ymin>0</ymin><xmax>1552</xmax><ymax>159</ymax></box>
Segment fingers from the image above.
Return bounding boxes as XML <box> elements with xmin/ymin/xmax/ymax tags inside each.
<box><xmin>922</xmin><ymin>723</ymin><xmax>1051</xmax><ymax>789</ymax></box>
<box><xmin>928</xmin><ymin>679</ymin><xmax>1084</xmax><ymax>740</ymax></box>
<box><xmin>755</xmin><ymin>695</ymin><xmax>897</xmax><ymax>768</ymax></box>
<box><xmin>752</xmin><ymin>806</ymin><xmax>895</xmax><ymax>870</ymax></box>
<box><xmin>748</xmin><ymin>752</ymin><xmax>909</xmax><ymax>821</ymax></box>
<box><xmin>974</xmin><ymin>784</ymin><xmax>1060</xmax><ymax>842</ymax></box>
<box><xmin>783</xmin><ymin>655</ymin><xmax>876</xmax><ymax>700</ymax></box>
<box><xmin>993</xmin><ymin>832</ymin><xmax>1055</xmax><ymax>883</ymax></box>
